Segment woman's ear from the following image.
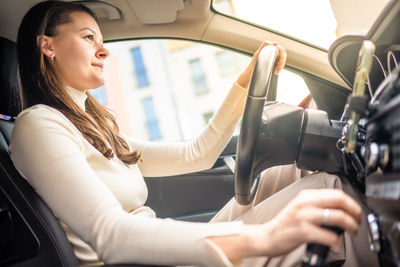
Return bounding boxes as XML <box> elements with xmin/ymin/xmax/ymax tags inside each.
<box><xmin>37</xmin><ymin>35</ymin><xmax>55</xmax><ymax>59</ymax></box>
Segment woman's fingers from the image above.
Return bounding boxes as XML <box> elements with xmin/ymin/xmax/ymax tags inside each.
<box><xmin>297</xmin><ymin>206</ymin><xmax>359</xmax><ymax>236</ymax></box>
<box><xmin>321</xmin><ymin>208</ymin><xmax>359</xmax><ymax>235</ymax></box>
<box><xmin>275</xmin><ymin>45</ymin><xmax>286</xmax><ymax>74</ymax></box>
<box><xmin>296</xmin><ymin>189</ymin><xmax>362</xmax><ymax>224</ymax></box>
<box><xmin>257</xmin><ymin>41</ymin><xmax>287</xmax><ymax>75</ymax></box>
<box><xmin>235</xmin><ymin>40</ymin><xmax>286</xmax><ymax>88</ymax></box>
<box><xmin>260</xmin><ymin>189</ymin><xmax>362</xmax><ymax>257</ymax></box>
<box><xmin>270</xmin><ymin>42</ymin><xmax>287</xmax><ymax>75</ymax></box>
<box><xmin>288</xmin><ymin>189</ymin><xmax>362</xmax><ymax>238</ymax></box>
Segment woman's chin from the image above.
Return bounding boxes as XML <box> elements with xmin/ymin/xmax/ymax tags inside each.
<box><xmin>89</xmin><ymin>79</ymin><xmax>105</xmax><ymax>89</ymax></box>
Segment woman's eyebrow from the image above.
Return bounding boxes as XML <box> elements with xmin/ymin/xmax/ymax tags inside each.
<box><xmin>79</xmin><ymin>27</ymin><xmax>103</xmax><ymax>43</ymax></box>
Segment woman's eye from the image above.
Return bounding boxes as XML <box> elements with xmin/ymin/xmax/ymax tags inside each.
<box><xmin>85</xmin><ymin>35</ymin><xmax>94</xmax><ymax>41</ymax></box>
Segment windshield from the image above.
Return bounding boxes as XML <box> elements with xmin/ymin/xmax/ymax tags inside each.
<box><xmin>213</xmin><ymin>0</ymin><xmax>390</xmax><ymax>49</ymax></box>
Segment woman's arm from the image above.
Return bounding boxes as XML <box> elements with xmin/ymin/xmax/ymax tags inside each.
<box><xmin>128</xmin><ymin>82</ymin><xmax>247</xmax><ymax>177</ymax></box>
<box><xmin>236</xmin><ymin>41</ymin><xmax>286</xmax><ymax>89</ymax></box>
<box><xmin>9</xmin><ymin>107</ymin><xmax>242</xmax><ymax>266</ymax></box>
<box><xmin>128</xmin><ymin>41</ymin><xmax>287</xmax><ymax>177</ymax></box>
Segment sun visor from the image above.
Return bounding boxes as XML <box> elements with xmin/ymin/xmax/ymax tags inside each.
<box><xmin>128</xmin><ymin>0</ymin><xmax>184</xmax><ymax>24</ymax></box>
<box><xmin>68</xmin><ymin>1</ymin><xmax>122</xmax><ymax>20</ymax></box>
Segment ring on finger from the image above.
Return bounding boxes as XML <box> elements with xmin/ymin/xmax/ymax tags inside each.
<box><xmin>323</xmin><ymin>208</ymin><xmax>330</xmax><ymax>224</ymax></box>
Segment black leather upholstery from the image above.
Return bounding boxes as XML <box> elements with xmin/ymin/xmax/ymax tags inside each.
<box><xmin>0</xmin><ymin>37</ymin><xmax>21</xmax><ymax>117</ymax></box>
<box><xmin>0</xmin><ymin>36</ymin><xmax>80</xmax><ymax>266</ymax></box>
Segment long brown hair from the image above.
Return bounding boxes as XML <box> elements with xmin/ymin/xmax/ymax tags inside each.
<box><xmin>17</xmin><ymin>1</ymin><xmax>140</xmax><ymax>165</ymax></box>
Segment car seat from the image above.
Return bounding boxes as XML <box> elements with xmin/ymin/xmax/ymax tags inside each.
<box><xmin>0</xmin><ymin>36</ymin><xmax>167</xmax><ymax>267</ymax></box>
<box><xmin>0</xmin><ymin>35</ymin><xmax>83</xmax><ymax>267</ymax></box>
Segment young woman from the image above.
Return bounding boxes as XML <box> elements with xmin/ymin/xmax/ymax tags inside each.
<box><xmin>10</xmin><ymin>1</ymin><xmax>362</xmax><ymax>266</ymax></box>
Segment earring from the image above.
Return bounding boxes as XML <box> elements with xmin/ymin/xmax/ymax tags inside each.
<box><xmin>50</xmin><ymin>55</ymin><xmax>55</xmax><ymax>61</ymax></box>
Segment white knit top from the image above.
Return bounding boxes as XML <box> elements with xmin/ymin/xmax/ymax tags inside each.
<box><xmin>9</xmin><ymin>82</ymin><xmax>247</xmax><ymax>267</ymax></box>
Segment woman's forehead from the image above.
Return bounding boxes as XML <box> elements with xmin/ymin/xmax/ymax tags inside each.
<box><xmin>61</xmin><ymin>11</ymin><xmax>102</xmax><ymax>36</ymax></box>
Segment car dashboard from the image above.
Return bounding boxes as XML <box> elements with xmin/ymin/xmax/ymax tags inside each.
<box><xmin>328</xmin><ymin>1</ymin><xmax>400</xmax><ymax>266</ymax></box>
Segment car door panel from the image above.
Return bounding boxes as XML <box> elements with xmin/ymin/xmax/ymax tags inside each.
<box><xmin>144</xmin><ymin>136</ymin><xmax>237</xmax><ymax>222</ymax></box>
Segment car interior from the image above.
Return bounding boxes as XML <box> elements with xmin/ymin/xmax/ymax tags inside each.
<box><xmin>0</xmin><ymin>0</ymin><xmax>400</xmax><ymax>266</ymax></box>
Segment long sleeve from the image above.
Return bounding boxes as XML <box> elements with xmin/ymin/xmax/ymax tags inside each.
<box><xmin>130</xmin><ymin>82</ymin><xmax>247</xmax><ymax>177</ymax></box>
<box><xmin>9</xmin><ymin>87</ymin><xmax>245</xmax><ymax>266</ymax></box>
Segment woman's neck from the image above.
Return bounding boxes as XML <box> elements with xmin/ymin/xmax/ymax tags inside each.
<box><xmin>66</xmin><ymin>86</ymin><xmax>87</xmax><ymax>111</ymax></box>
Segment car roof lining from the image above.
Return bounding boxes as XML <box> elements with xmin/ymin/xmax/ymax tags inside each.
<box><xmin>96</xmin><ymin>0</ymin><xmax>348</xmax><ymax>88</ymax></box>
<box><xmin>127</xmin><ymin>0</ymin><xmax>184</xmax><ymax>24</ymax></box>
<box><xmin>0</xmin><ymin>0</ymin><xmax>349</xmax><ymax>89</ymax></box>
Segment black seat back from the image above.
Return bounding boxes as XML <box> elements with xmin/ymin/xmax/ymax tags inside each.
<box><xmin>0</xmin><ymin>36</ymin><xmax>79</xmax><ymax>267</ymax></box>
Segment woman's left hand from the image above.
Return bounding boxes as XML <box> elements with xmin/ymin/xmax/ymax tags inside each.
<box><xmin>236</xmin><ymin>40</ymin><xmax>287</xmax><ymax>89</ymax></box>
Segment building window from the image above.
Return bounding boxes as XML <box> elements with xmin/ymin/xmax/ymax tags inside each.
<box><xmin>216</xmin><ymin>50</ymin><xmax>236</xmax><ymax>75</ymax></box>
<box><xmin>189</xmin><ymin>58</ymin><xmax>208</xmax><ymax>95</ymax></box>
<box><xmin>142</xmin><ymin>97</ymin><xmax>162</xmax><ymax>140</ymax></box>
<box><xmin>131</xmin><ymin>47</ymin><xmax>149</xmax><ymax>88</ymax></box>
<box><xmin>91</xmin><ymin>86</ymin><xmax>107</xmax><ymax>106</ymax></box>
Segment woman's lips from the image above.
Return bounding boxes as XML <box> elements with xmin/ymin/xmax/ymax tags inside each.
<box><xmin>92</xmin><ymin>62</ymin><xmax>103</xmax><ymax>70</ymax></box>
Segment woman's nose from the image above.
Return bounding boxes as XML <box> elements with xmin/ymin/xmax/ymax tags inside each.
<box><xmin>96</xmin><ymin>46</ymin><xmax>109</xmax><ymax>59</ymax></box>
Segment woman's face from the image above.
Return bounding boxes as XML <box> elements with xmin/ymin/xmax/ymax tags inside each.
<box><xmin>49</xmin><ymin>11</ymin><xmax>109</xmax><ymax>91</ymax></box>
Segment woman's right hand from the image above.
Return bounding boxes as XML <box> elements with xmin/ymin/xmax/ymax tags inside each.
<box><xmin>235</xmin><ymin>41</ymin><xmax>287</xmax><ymax>89</ymax></box>
<box><xmin>209</xmin><ymin>188</ymin><xmax>362</xmax><ymax>262</ymax></box>
<box><xmin>251</xmin><ymin>188</ymin><xmax>362</xmax><ymax>257</ymax></box>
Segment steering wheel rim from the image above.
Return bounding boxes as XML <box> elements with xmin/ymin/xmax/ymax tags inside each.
<box><xmin>235</xmin><ymin>45</ymin><xmax>279</xmax><ymax>205</ymax></box>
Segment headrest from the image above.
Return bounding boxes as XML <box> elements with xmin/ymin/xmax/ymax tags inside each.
<box><xmin>0</xmin><ymin>36</ymin><xmax>21</xmax><ymax>117</ymax></box>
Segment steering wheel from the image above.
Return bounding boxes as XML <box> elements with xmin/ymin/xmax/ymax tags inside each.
<box><xmin>235</xmin><ymin>45</ymin><xmax>279</xmax><ymax>205</ymax></box>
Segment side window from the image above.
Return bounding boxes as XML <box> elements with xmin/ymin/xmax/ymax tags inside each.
<box><xmin>276</xmin><ymin>70</ymin><xmax>313</xmax><ymax>107</ymax></box>
<box><xmin>216</xmin><ymin>50</ymin><xmax>239</xmax><ymax>75</ymax></box>
<box><xmin>91</xmin><ymin>85</ymin><xmax>108</xmax><ymax>106</ymax></box>
<box><xmin>203</xmin><ymin>111</ymin><xmax>214</xmax><ymax>125</ymax></box>
<box><xmin>100</xmin><ymin>39</ymin><xmax>312</xmax><ymax>142</ymax></box>
<box><xmin>215</xmin><ymin>50</ymin><xmax>244</xmax><ymax>76</ymax></box>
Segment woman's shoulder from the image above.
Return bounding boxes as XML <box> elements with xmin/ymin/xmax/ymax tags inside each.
<box><xmin>17</xmin><ymin>104</ymin><xmax>61</xmax><ymax>118</ymax></box>
<box><xmin>14</xmin><ymin>104</ymin><xmax>76</xmax><ymax>134</ymax></box>
<box><xmin>16</xmin><ymin>104</ymin><xmax>70</xmax><ymax>124</ymax></box>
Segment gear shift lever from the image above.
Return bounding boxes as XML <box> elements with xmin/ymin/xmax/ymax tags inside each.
<box><xmin>302</xmin><ymin>226</ymin><xmax>344</xmax><ymax>267</ymax></box>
